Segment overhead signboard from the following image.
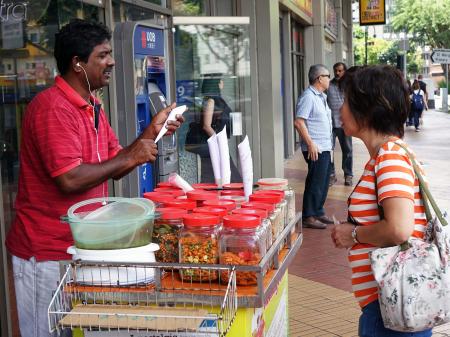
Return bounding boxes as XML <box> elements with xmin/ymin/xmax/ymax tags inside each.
<box><xmin>430</xmin><ymin>49</ymin><xmax>450</xmax><ymax>64</ymax></box>
<box><xmin>359</xmin><ymin>0</ymin><xmax>386</xmax><ymax>26</ymax></box>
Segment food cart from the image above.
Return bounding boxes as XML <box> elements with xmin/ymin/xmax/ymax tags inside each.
<box><xmin>49</xmin><ymin>212</ymin><xmax>302</xmax><ymax>337</ymax></box>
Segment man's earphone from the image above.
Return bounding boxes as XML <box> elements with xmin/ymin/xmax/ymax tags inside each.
<box><xmin>75</xmin><ymin>61</ymin><xmax>93</xmax><ymax>97</ymax></box>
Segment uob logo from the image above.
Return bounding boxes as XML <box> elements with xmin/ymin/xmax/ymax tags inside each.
<box><xmin>141</xmin><ymin>30</ymin><xmax>156</xmax><ymax>49</ymax></box>
<box><xmin>0</xmin><ymin>0</ymin><xmax>27</xmax><ymax>22</ymax></box>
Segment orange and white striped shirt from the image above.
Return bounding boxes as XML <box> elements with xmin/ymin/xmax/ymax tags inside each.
<box><xmin>348</xmin><ymin>139</ymin><xmax>427</xmax><ymax>308</ymax></box>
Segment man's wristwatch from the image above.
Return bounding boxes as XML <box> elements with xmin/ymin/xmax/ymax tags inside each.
<box><xmin>351</xmin><ymin>225</ymin><xmax>360</xmax><ymax>244</ymax></box>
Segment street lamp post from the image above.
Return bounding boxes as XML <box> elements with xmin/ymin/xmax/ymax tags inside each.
<box><xmin>364</xmin><ymin>26</ymin><xmax>368</xmax><ymax>65</ymax></box>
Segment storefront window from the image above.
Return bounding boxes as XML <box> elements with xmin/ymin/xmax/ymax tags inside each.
<box><xmin>0</xmin><ymin>3</ymin><xmax>104</xmax><ymax>333</ymax></box>
<box><xmin>0</xmin><ymin>1</ymin><xmax>103</xmax><ymax>229</ymax></box>
<box><xmin>173</xmin><ymin>0</ymin><xmax>207</xmax><ymax>16</ymax></box>
<box><xmin>113</xmin><ymin>0</ymin><xmax>156</xmax><ymax>22</ymax></box>
<box><xmin>174</xmin><ymin>22</ymin><xmax>251</xmax><ymax>184</ymax></box>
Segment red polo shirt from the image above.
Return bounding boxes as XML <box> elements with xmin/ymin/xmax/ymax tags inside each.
<box><xmin>6</xmin><ymin>76</ymin><xmax>122</xmax><ymax>261</ymax></box>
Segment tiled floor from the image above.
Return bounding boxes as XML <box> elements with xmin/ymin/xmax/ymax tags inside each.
<box><xmin>286</xmin><ymin>110</ymin><xmax>450</xmax><ymax>336</ymax></box>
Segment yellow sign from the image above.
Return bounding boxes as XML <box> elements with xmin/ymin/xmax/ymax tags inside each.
<box><xmin>290</xmin><ymin>0</ymin><xmax>313</xmax><ymax>17</ymax></box>
<box><xmin>359</xmin><ymin>0</ymin><xmax>386</xmax><ymax>26</ymax></box>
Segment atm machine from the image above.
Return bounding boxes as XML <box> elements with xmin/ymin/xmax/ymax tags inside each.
<box><xmin>114</xmin><ymin>22</ymin><xmax>178</xmax><ymax>197</ymax></box>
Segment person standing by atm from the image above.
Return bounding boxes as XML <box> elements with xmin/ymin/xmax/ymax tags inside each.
<box><xmin>5</xmin><ymin>19</ymin><xmax>184</xmax><ymax>337</ymax></box>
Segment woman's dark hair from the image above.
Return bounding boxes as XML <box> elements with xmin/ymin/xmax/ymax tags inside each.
<box><xmin>412</xmin><ymin>79</ymin><xmax>420</xmax><ymax>90</ymax></box>
<box><xmin>344</xmin><ymin>65</ymin><xmax>409</xmax><ymax>138</ymax></box>
<box><xmin>54</xmin><ymin>19</ymin><xmax>111</xmax><ymax>75</ymax></box>
<box><xmin>201</xmin><ymin>77</ymin><xmax>222</xmax><ymax>96</ymax></box>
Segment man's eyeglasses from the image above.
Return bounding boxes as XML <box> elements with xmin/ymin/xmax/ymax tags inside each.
<box><xmin>318</xmin><ymin>74</ymin><xmax>330</xmax><ymax>79</ymax></box>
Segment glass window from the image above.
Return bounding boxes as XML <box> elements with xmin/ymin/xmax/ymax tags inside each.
<box><xmin>173</xmin><ymin>0</ymin><xmax>207</xmax><ymax>16</ymax></box>
<box><xmin>143</xmin><ymin>0</ymin><xmax>164</xmax><ymax>5</ymax></box>
<box><xmin>174</xmin><ymin>23</ymin><xmax>251</xmax><ymax>184</ymax></box>
<box><xmin>113</xmin><ymin>0</ymin><xmax>156</xmax><ymax>22</ymax></box>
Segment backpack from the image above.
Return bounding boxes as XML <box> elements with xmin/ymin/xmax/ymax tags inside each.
<box><xmin>412</xmin><ymin>90</ymin><xmax>424</xmax><ymax>111</ymax></box>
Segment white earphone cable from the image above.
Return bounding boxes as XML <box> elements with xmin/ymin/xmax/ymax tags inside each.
<box><xmin>77</xmin><ymin>62</ymin><xmax>106</xmax><ymax>205</ymax></box>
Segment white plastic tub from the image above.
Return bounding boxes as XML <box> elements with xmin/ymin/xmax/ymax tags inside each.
<box><xmin>67</xmin><ymin>243</ymin><xmax>159</xmax><ymax>286</ymax></box>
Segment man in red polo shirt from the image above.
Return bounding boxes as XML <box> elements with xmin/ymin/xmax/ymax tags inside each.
<box><xmin>5</xmin><ymin>19</ymin><xmax>184</xmax><ymax>337</ymax></box>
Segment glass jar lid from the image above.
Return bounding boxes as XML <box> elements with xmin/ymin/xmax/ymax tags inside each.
<box><xmin>143</xmin><ymin>192</ymin><xmax>175</xmax><ymax>204</ymax></box>
<box><xmin>186</xmin><ymin>189</ymin><xmax>218</xmax><ymax>201</ymax></box>
<box><xmin>203</xmin><ymin>199</ymin><xmax>236</xmax><ymax>211</ymax></box>
<box><xmin>257</xmin><ymin>178</ymin><xmax>288</xmax><ymax>187</ymax></box>
<box><xmin>249</xmin><ymin>193</ymin><xmax>282</xmax><ymax>204</ymax></box>
<box><xmin>156</xmin><ymin>207</ymin><xmax>187</xmax><ymax>220</ymax></box>
<box><xmin>153</xmin><ymin>187</ymin><xmax>185</xmax><ymax>197</ymax></box>
<box><xmin>232</xmin><ymin>207</ymin><xmax>268</xmax><ymax>219</ymax></box>
<box><xmin>223</xmin><ymin>214</ymin><xmax>260</xmax><ymax>229</ymax></box>
<box><xmin>182</xmin><ymin>213</ymin><xmax>220</xmax><ymax>227</ymax></box>
<box><xmin>165</xmin><ymin>200</ymin><xmax>197</xmax><ymax>210</ymax></box>
<box><xmin>193</xmin><ymin>206</ymin><xmax>228</xmax><ymax>218</ymax></box>
<box><xmin>241</xmin><ymin>202</ymin><xmax>275</xmax><ymax>212</ymax></box>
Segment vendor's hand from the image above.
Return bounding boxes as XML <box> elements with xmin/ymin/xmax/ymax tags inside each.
<box><xmin>143</xmin><ymin>103</ymin><xmax>185</xmax><ymax>140</ymax></box>
<box><xmin>307</xmin><ymin>142</ymin><xmax>319</xmax><ymax>161</ymax></box>
<box><xmin>331</xmin><ymin>222</ymin><xmax>355</xmax><ymax>249</ymax></box>
<box><xmin>124</xmin><ymin>138</ymin><xmax>158</xmax><ymax>165</ymax></box>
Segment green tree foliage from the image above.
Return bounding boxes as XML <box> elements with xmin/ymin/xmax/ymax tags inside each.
<box><xmin>173</xmin><ymin>0</ymin><xmax>203</xmax><ymax>16</ymax></box>
<box><xmin>391</xmin><ymin>0</ymin><xmax>450</xmax><ymax>49</ymax></box>
<box><xmin>353</xmin><ymin>25</ymin><xmax>396</xmax><ymax>66</ymax></box>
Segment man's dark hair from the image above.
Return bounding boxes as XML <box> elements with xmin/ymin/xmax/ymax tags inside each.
<box><xmin>344</xmin><ymin>65</ymin><xmax>409</xmax><ymax>138</ymax></box>
<box><xmin>54</xmin><ymin>19</ymin><xmax>111</xmax><ymax>75</ymax></box>
<box><xmin>333</xmin><ymin>62</ymin><xmax>347</xmax><ymax>71</ymax></box>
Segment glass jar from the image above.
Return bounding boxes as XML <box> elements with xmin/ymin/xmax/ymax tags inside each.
<box><xmin>153</xmin><ymin>207</ymin><xmax>186</xmax><ymax>263</ymax></box>
<box><xmin>241</xmin><ymin>202</ymin><xmax>278</xmax><ymax>243</ymax></box>
<box><xmin>193</xmin><ymin>206</ymin><xmax>228</xmax><ymax>227</ymax></box>
<box><xmin>232</xmin><ymin>208</ymin><xmax>272</xmax><ymax>252</ymax></box>
<box><xmin>254</xmin><ymin>190</ymin><xmax>288</xmax><ymax>229</ymax></box>
<box><xmin>186</xmin><ymin>189</ymin><xmax>219</xmax><ymax>208</ymax></box>
<box><xmin>179</xmin><ymin>214</ymin><xmax>220</xmax><ymax>281</ymax></box>
<box><xmin>220</xmin><ymin>215</ymin><xmax>265</xmax><ymax>285</ymax></box>
<box><xmin>248</xmin><ymin>194</ymin><xmax>285</xmax><ymax>240</ymax></box>
<box><xmin>257</xmin><ymin>178</ymin><xmax>296</xmax><ymax>226</ymax></box>
<box><xmin>203</xmin><ymin>199</ymin><xmax>236</xmax><ymax>213</ymax></box>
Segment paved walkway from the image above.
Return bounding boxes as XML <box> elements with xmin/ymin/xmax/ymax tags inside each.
<box><xmin>286</xmin><ymin>109</ymin><xmax>450</xmax><ymax>336</ymax></box>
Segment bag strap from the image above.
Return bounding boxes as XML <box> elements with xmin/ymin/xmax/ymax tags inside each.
<box><xmin>395</xmin><ymin>142</ymin><xmax>447</xmax><ymax>226</ymax></box>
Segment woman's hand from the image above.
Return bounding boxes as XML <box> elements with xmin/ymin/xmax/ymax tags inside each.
<box><xmin>331</xmin><ymin>222</ymin><xmax>355</xmax><ymax>249</ymax></box>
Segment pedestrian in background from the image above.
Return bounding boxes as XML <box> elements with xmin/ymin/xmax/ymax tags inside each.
<box><xmin>294</xmin><ymin>64</ymin><xmax>334</xmax><ymax>229</ymax></box>
<box><xmin>327</xmin><ymin>62</ymin><xmax>353</xmax><ymax>186</ymax></box>
<box><xmin>331</xmin><ymin>65</ymin><xmax>431</xmax><ymax>337</ymax></box>
<box><xmin>417</xmin><ymin>74</ymin><xmax>428</xmax><ymax>106</ymax></box>
<box><xmin>410</xmin><ymin>79</ymin><xmax>427</xmax><ymax>132</ymax></box>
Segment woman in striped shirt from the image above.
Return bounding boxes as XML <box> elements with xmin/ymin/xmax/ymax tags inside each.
<box><xmin>331</xmin><ymin>66</ymin><xmax>432</xmax><ymax>337</ymax></box>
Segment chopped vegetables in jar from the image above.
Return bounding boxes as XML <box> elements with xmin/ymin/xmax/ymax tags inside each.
<box><xmin>220</xmin><ymin>251</ymin><xmax>262</xmax><ymax>285</ymax></box>
<box><xmin>179</xmin><ymin>236</ymin><xmax>219</xmax><ymax>281</ymax></box>
<box><xmin>152</xmin><ymin>223</ymin><xmax>182</xmax><ymax>263</ymax></box>
<box><xmin>179</xmin><ymin>213</ymin><xmax>220</xmax><ymax>282</ymax></box>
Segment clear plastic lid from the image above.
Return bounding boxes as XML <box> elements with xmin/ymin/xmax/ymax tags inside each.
<box><xmin>68</xmin><ymin>197</ymin><xmax>156</xmax><ymax>223</ymax></box>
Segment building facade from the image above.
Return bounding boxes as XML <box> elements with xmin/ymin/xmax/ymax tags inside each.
<box><xmin>0</xmin><ymin>1</ymin><xmax>352</xmax><ymax>335</ymax></box>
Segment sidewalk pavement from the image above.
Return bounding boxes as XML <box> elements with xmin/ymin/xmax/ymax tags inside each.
<box><xmin>286</xmin><ymin>109</ymin><xmax>450</xmax><ymax>336</ymax></box>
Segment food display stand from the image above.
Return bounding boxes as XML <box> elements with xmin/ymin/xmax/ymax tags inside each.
<box><xmin>48</xmin><ymin>213</ymin><xmax>302</xmax><ymax>337</ymax></box>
